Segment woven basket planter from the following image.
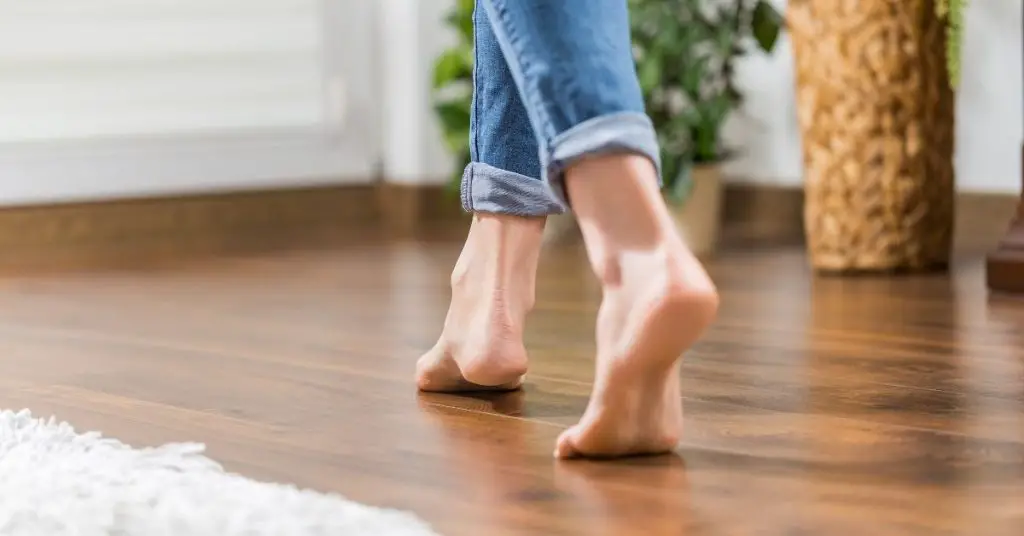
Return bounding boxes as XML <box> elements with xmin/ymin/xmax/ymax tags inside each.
<box><xmin>788</xmin><ymin>0</ymin><xmax>956</xmax><ymax>273</ymax></box>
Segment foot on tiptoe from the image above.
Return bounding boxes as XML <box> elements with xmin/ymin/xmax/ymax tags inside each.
<box><xmin>416</xmin><ymin>214</ymin><xmax>545</xmax><ymax>392</ymax></box>
<box><xmin>553</xmin><ymin>154</ymin><xmax>720</xmax><ymax>459</ymax></box>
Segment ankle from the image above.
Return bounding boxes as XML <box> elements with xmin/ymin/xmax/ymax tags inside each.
<box><xmin>594</xmin><ymin>245</ymin><xmax>718</xmax><ymax>309</ymax></box>
<box><xmin>449</xmin><ymin>213</ymin><xmax>544</xmax><ymax>312</ymax></box>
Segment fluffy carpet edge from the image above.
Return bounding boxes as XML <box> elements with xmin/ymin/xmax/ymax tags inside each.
<box><xmin>0</xmin><ymin>409</ymin><xmax>440</xmax><ymax>535</ymax></box>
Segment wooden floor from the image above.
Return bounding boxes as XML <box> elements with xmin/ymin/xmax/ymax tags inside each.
<box><xmin>1</xmin><ymin>227</ymin><xmax>1023</xmax><ymax>535</ymax></box>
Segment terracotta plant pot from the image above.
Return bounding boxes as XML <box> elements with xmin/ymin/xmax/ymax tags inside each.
<box><xmin>667</xmin><ymin>163</ymin><xmax>724</xmax><ymax>257</ymax></box>
<box><xmin>788</xmin><ymin>0</ymin><xmax>955</xmax><ymax>273</ymax></box>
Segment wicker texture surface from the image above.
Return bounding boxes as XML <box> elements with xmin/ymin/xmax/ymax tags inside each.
<box><xmin>788</xmin><ymin>0</ymin><xmax>956</xmax><ymax>272</ymax></box>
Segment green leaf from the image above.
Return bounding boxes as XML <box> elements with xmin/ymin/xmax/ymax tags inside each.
<box><xmin>432</xmin><ymin>48</ymin><xmax>472</xmax><ymax>90</ymax></box>
<box><xmin>434</xmin><ymin>100</ymin><xmax>471</xmax><ymax>152</ymax></box>
<box><xmin>681</xmin><ymin>55</ymin><xmax>711</xmax><ymax>97</ymax></box>
<box><xmin>705</xmin><ymin>93</ymin><xmax>734</xmax><ymax>126</ymax></box>
<box><xmin>752</xmin><ymin>0</ymin><xmax>783</xmax><ymax>52</ymax></box>
<box><xmin>637</xmin><ymin>54</ymin><xmax>662</xmax><ymax>94</ymax></box>
<box><xmin>664</xmin><ymin>159</ymin><xmax>694</xmax><ymax>205</ymax></box>
<box><xmin>447</xmin><ymin>0</ymin><xmax>475</xmax><ymax>40</ymax></box>
<box><xmin>443</xmin><ymin>128</ymin><xmax>470</xmax><ymax>155</ymax></box>
<box><xmin>434</xmin><ymin>100</ymin><xmax>471</xmax><ymax>129</ymax></box>
<box><xmin>942</xmin><ymin>0</ymin><xmax>967</xmax><ymax>88</ymax></box>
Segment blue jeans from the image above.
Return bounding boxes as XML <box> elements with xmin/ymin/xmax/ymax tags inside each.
<box><xmin>461</xmin><ymin>0</ymin><xmax>661</xmax><ymax>217</ymax></box>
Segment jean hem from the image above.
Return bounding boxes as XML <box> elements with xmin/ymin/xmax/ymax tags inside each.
<box><xmin>543</xmin><ymin>112</ymin><xmax>662</xmax><ymax>208</ymax></box>
<box><xmin>460</xmin><ymin>162</ymin><xmax>566</xmax><ymax>217</ymax></box>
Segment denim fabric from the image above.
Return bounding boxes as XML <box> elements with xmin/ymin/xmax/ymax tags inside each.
<box><xmin>462</xmin><ymin>4</ymin><xmax>563</xmax><ymax>217</ymax></box>
<box><xmin>461</xmin><ymin>0</ymin><xmax>662</xmax><ymax>216</ymax></box>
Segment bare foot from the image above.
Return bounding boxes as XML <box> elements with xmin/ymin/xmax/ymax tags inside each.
<box><xmin>416</xmin><ymin>213</ymin><xmax>544</xmax><ymax>392</ymax></box>
<box><xmin>554</xmin><ymin>155</ymin><xmax>719</xmax><ymax>459</ymax></box>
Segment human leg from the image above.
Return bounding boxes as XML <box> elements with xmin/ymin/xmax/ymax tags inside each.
<box><xmin>415</xmin><ymin>2</ymin><xmax>563</xmax><ymax>392</ymax></box>
<box><xmin>477</xmin><ymin>0</ymin><xmax>720</xmax><ymax>457</ymax></box>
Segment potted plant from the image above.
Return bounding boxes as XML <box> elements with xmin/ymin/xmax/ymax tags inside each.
<box><xmin>787</xmin><ymin>0</ymin><xmax>964</xmax><ymax>273</ymax></box>
<box><xmin>630</xmin><ymin>0</ymin><xmax>783</xmax><ymax>255</ymax></box>
<box><xmin>433</xmin><ymin>0</ymin><xmax>784</xmax><ymax>253</ymax></box>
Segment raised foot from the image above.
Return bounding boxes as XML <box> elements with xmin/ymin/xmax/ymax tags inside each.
<box><xmin>555</xmin><ymin>253</ymin><xmax>719</xmax><ymax>459</ymax></box>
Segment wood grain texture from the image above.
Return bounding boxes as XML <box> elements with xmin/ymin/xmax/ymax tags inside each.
<box><xmin>0</xmin><ymin>181</ymin><xmax>1015</xmax><ymax>275</ymax></box>
<box><xmin>0</xmin><ymin>185</ymin><xmax>381</xmax><ymax>273</ymax></box>
<box><xmin>0</xmin><ymin>226</ymin><xmax>1021</xmax><ymax>535</ymax></box>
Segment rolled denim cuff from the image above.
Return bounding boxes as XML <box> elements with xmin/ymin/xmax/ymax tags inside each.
<box><xmin>543</xmin><ymin>112</ymin><xmax>662</xmax><ymax>209</ymax></box>
<box><xmin>461</xmin><ymin>162</ymin><xmax>566</xmax><ymax>217</ymax></box>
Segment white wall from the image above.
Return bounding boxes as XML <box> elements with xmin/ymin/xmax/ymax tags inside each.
<box><xmin>0</xmin><ymin>0</ymin><xmax>380</xmax><ymax>206</ymax></box>
<box><xmin>723</xmin><ymin>0</ymin><xmax>1023</xmax><ymax>194</ymax></box>
<box><xmin>379</xmin><ymin>0</ymin><xmax>458</xmax><ymax>185</ymax></box>
<box><xmin>4</xmin><ymin>0</ymin><xmax>1018</xmax><ymax>205</ymax></box>
<box><xmin>948</xmin><ymin>0</ymin><xmax>1022</xmax><ymax>193</ymax></box>
<box><xmin>410</xmin><ymin>0</ymin><xmax>1023</xmax><ymax>194</ymax></box>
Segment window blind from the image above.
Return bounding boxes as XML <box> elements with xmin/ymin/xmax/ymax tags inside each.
<box><xmin>0</xmin><ymin>0</ymin><xmax>327</xmax><ymax>143</ymax></box>
<box><xmin>0</xmin><ymin>0</ymin><xmax>379</xmax><ymax>205</ymax></box>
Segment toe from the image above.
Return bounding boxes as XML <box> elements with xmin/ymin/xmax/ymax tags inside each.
<box><xmin>554</xmin><ymin>428</ymin><xmax>582</xmax><ymax>459</ymax></box>
<box><xmin>415</xmin><ymin>345</ymin><xmax>460</xmax><ymax>391</ymax></box>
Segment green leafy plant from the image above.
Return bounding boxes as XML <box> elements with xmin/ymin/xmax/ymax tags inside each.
<box><xmin>630</xmin><ymin>0</ymin><xmax>783</xmax><ymax>202</ymax></box>
<box><xmin>431</xmin><ymin>0</ymin><xmax>475</xmax><ymax>191</ymax></box>
<box><xmin>935</xmin><ymin>0</ymin><xmax>966</xmax><ymax>88</ymax></box>
<box><xmin>431</xmin><ymin>0</ymin><xmax>784</xmax><ymax>203</ymax></box>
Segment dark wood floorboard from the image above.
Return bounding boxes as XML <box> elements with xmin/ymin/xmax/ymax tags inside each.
<box><xmin>0</xmin><ymin>231</ymin><xmax>1022</xmax><ymax>535</ymax></box>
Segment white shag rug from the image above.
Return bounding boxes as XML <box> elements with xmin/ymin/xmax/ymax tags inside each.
<box><xmin>0</xmin><ymin>410</ymin><xmax>439</xmax><ymax>536</ymax></box>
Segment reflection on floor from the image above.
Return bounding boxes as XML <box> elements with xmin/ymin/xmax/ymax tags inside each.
<box><xmin>0</xmin><ymin>231</ymin><xmax>1021</xmax><ymax>535</ymax></box>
